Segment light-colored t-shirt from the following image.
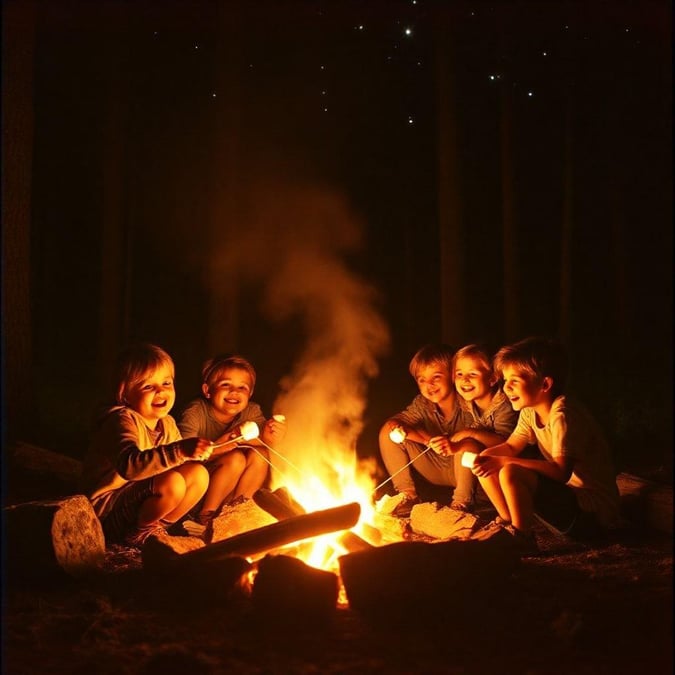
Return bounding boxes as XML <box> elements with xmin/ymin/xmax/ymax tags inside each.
<box><xmin>178</xmin><ymin>397</ymin><xmax>266</xmax><ymax>442</ymax></box>
<box><xmin>83</xmin><ymin>406</ymin><xmax>185</xmax><ymax>518</ymax></box>
<box><xmin>509</xmin><ymin>395</ymin><xmax>620</xmax><ymax>526</ymax></box>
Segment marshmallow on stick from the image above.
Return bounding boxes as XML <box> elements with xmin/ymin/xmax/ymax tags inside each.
<box><xmin>211</xmin><ymin>421</ymin><xmax>260</xmax><ymax>449</ymax></box>
<box><xmin>389</xmin><ymin>426</ymin><xmax>407</xmax><ymax>444</ymax></box>
<box><xmin>461</xmin><ymin>451</ymin><xmax>478</xmax><ymax>468</ymax></box>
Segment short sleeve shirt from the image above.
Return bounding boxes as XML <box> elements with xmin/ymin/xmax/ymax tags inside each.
<box><xmin>509</xmin><ymin>395</ymin><xmax>620</xmax><ymax>526</ymax></box>
<box><xmin>393</xmin><ymin>393</ymin><xmax>470</xmax><ymax>437</ymax></box>
<box><xmin>178</xmin><ymin>397</ymin><xmax>266</xmax><ymax>442</ymax></box>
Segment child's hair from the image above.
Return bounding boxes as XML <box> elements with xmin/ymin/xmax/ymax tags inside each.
<box><xmin>201</xmin><ymin>354</ymin><xmax>257</xmax><ymax>394</ymax></box>
<box><xmin>453</xmin><ymin>343</ymin><xmax>498</xmax><ymax>388</ymax></box>
<box><xmin>494</xmin><ymin>336</ymin><xmax>568</xmax><ymax>397</ymax></box>
<box><xmin>115</xmin><ymin>343</ymin><xmax>174</xmax><ymax>405</ymax></box>
<box><xmin>408</xmin><ymin>343</ymin><xmax>455</xmax><ymax>379</ymax></box>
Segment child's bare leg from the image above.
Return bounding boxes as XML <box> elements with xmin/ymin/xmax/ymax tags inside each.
<box><xmin>478</xmin><ymin>473</ymin><xmax>511</xmax><ymax>521</ymax></box>
<box><xmin>137</xmin><ymin>469</ymin><xmax>190</xmax><ymax>527</ymax></box>
<box><xmin>164</xmin><ymin>463</ymin><xmax>210</xmax><ymax>523</ymax></box>
<box><xmin>232</xmin><ymin>450</ymin><xmax>269</xmax><ymax>499</ymax></box>
<box><xmin>499</xmin><ymin>464</ymin><xmax>538</xmax><ymax>532</ymax></box>
<box><xmin>198</xmin><ymin>451</ymin><xmax>247</xmax><ymax>522</ymax></box>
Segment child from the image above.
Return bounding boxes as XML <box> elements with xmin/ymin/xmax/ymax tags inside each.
<box><xmin>378</xmin><ymin>343</ymin><xmax>481</xmax><ymax>518</ymax></box>
<box><xmin>178</xmin><ymin>353</ymin><xmax>287</xmax><ymax>524</ymax></box>
<box><xmin>450</xmin><ymin>343</ymin><xmax>518</xmax><ymax>448</ymax></box>
<box><xmin>82</xmin><ymin>343</ymin><xmax>214</xmax><ymax>548</ymax></box>
<box><xmin>471</xmin><ymin>336</ymin><xmax>621</xmax><ymax>551</ymax></box>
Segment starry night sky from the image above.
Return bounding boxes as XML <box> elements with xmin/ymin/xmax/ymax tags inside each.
<box><xmin>5</xmin><ymin>0</ymin><xmax>672</xmax><ymax>473</ymax></box>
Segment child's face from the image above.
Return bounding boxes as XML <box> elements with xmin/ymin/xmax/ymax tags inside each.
<box><xmin>454</xmin><ymin>356</ymin><xmax>494</xmax><ymax>403</ymax></box>
<box><xmin>501</xmin><ymin>365</ymin><xmax>547</xmax><ymax>410</ymax></box>
<box><xmin>125</xmin><ymin>363</ymin><xmax>175</xmax><ymax>426</ymax></box>
<box><xmin>204</xmin><ymin>366</ymin><xmax>253</xmax><ymax>422</ymax></box>
<box><xmin>415</xmin><ymin>362</ymin><xmax>453</xmax><ymax>405</ymax></box>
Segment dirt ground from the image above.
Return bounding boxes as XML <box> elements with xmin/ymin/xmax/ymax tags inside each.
<box><xmin>3</xmin><ymin>516</ymin><xmax>673</xmax><ymax>675</ymax></box>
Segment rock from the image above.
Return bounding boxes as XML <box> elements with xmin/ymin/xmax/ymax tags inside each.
<box><xmin>206</xmin><ymin>497</ymin><xmax>278</xmax><ymax>544</ymax></box>
<box><xmin>410</xmin><ymin>501</ymin><xmax>479</xmax><ymax>540</ymax></box>
<box><xmin>252</xmin><ymin>554</ymin><xmax>339</xmax><ymax>625</ymax></box>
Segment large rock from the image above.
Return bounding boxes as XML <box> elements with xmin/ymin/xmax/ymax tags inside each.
<box><xmin>206</xmin><ymin>497</ymin><xmax>278</xmax><ymax>544</ymax></box>
<box><xmin>4</xmin><ymin>494</ymin><xmax>105</xmax><ymax>585</ymax></box>
<box><xmin>410</xmin><ymin>501</ymin><xmax>478</xmax><ymax>540</ymax></box>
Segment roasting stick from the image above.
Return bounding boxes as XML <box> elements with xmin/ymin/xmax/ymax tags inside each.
<box><xmin>210</xmin><ymin>416</ymin><xmax>310</xmax><ymax>483</ymax></box>
<box><xmin>372</xmin><ymin>426</ymin><xmax>434</xmax><ymax>495</ymax></box>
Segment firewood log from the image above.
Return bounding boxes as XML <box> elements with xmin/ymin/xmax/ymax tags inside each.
<box><xmin>4</xmin><ymin>495</ymin><xmax>105</xmax><ymax>585</ymax></box>
<box><xmin>617</xmin><ymin>472</ymin><xmax>673</xmax><ymax>534</ymax></box>
<box><xmin>181</xmin><ymin>501</ymin><xmax>361</xmax><ymax>563</ymax></box>
<box><xmin>254</xmin><ymin>488</ymin><xmax>374</xmax><ymax>553</ymax></box>
<box><xmin>339</xmin><ymin>539</ymin><xmax>520</xmax><ymax>622</ymax></box>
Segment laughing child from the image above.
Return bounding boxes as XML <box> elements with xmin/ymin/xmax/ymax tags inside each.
<box><xmin>378</xmin><ymin>343</ymin><xmax>480</xmax><ymax>518</ymax></box>
<box><xmin>178</xmin><ymin>353</ymin><xmax>287</xmax><ymax>524</ymax></box>
<box><xmin>83</xmin><ymin>343</ymin><xmax>213</xmax><ymax>548</ymax></box>
<box><xmin>471</xmin><ymin>336</ymin><xmax>621</xmax><ymax>551</ymax></box>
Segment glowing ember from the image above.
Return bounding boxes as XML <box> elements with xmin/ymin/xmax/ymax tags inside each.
<box><xmin>389</xmin><ymin>426</ymin><xmax>407</xmax><ymax>444</ymax></box>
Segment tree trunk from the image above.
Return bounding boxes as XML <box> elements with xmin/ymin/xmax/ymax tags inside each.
<box><xmin>1</xmin><ymin>0</ymin><xmax>36</xmax><ymax>444</ymax></box>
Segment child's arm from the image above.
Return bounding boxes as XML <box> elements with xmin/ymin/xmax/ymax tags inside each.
<box><xmin>450</xmin><ymin>427</ymin><xmax>506</xmax><ymax>448</ymax></box>
<box><xmin>384</xmin><ymin>416</ymin><xmax>434</xmax><ymax>446</ymax></box>
<box><xmin>116</xmin><ymin>436</ymin><xmax>213</xmax><ymax>480</ymax></box>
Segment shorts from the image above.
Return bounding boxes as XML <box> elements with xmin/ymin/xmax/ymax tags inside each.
<box><xmin>534</xmin><ymin>475</ymin><xmax>602</xmax><ymax>539</ymax></box>
<box><xmin>100</xmin><ymin>477</ymin><xmax>156</xmax><ymax>545</ymax></box>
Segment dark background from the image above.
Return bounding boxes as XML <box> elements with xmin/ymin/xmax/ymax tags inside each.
<box><xmin>3</xmin><ymin>0</ymin><xmax>672</xmax><ymax>476</ymax></box>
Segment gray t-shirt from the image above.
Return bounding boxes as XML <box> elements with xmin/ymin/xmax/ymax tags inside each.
<box><xmin>178</xmin><ymin>397</ymin><xmax>266</xmax><ymax>442</ymax></box>
<box><xmin>393</xmin><ymin>392</ymin><xmax>470</xmax><ymax>438</ymax></box>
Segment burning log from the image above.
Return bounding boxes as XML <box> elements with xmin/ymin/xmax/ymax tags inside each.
<box><xmin>254</xmin><ymin>487</ymin><xmax>374</xmax><ymax>553</ymax></box>
<box><xmin>252</xmin><ymin>554</ymin><xmax>339</xmax><ymax>625</ymax></box>
<box><xmin>4</xmin><ymin>495</ymin><xmax>105</xmax><ymax>584</ymax></box>
<box><xmin>179</xmin><ymin>501</ymin><xmax>361</xmax><ymax>563</ymax></box>
<box><xmin>253</xmin><ymin>486</ymin><xmax>305</xmax><ymax>519</ymax></box>
<box><xmin>339</xmin><ymin>539</ymin><xmax>521</xmax><ymax>622</ymax></box>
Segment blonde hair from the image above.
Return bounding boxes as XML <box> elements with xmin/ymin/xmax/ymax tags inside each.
<box><xmin>201</xmin><ymin>354</ymin><xmax>257</xmax><ymax>394</ymax></box>
<box><xmin>115</xmin><ymin>343</ymin><xmax>174</xmax><ymax>405</ymax></box>
<box><xmin>408</xmin><ymin>343</ymin><xmax>455</xmax><ymax>379</ymax></box>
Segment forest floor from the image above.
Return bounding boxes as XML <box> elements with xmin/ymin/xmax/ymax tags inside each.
<box><xmin>3</xmin><ymin>511</ymin><xmax>673</xmax><ymax>675</ymax></box>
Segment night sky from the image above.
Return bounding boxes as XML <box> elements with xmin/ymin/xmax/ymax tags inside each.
<box><xmin>3</xmin><ymin>0</ymin><xmax>672</xmax><ymax>475</ymax></box>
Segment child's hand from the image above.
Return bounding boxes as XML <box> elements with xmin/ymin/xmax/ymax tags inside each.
<box><xmin>472</xmin><ymin>454</ymin><xmax>505</xmax><ymax>477</ymax></box>
<box><xmin>427</xmin><ymin>435</ymin><xmax>452</xmax><ymax>457</ymax></box>
<box><xmin>263</xmin><ymin>414</ymin><xmax>287</xmax><ymax>445</ymax></box>
<box><xmin>179</xmin><ymin>437</ymin><xmax>214</xmax><ymax>462</ymax></box>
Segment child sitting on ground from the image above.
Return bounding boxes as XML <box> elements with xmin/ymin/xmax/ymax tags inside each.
<box><xmin>178</xmin><ymin>353</ymin><xmax>287</xmax><ymax>525</ymax></box>
<box><xmin>471</xmin><ymin>336</ymin><xmax>621</xmax><ymax>552</ymax></box>
<box><xmin>450</xmin><ymin>343</ymin><xmax>518</xmax><ymax>448</ymax></box>
<box><xmin>83</xmin><ymin>343</ymin><xmax>214</xmax><ymax>548</ymax></box>
<box><xmin>378</xmin><ymin>343</ymin><xmax>481</xmax><ymax>518</ymax></box>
